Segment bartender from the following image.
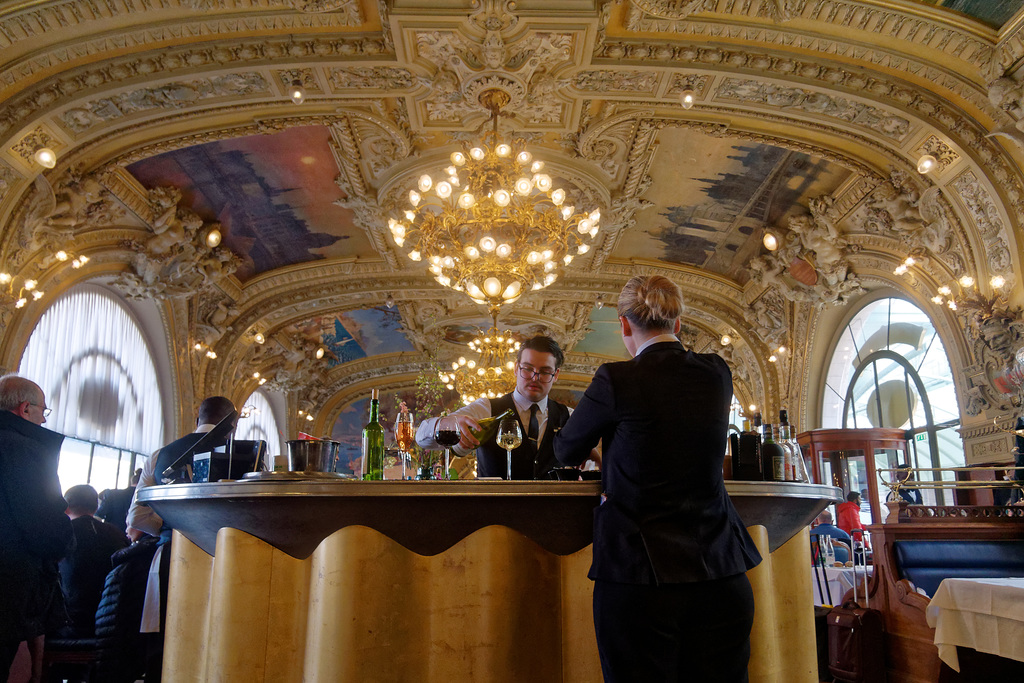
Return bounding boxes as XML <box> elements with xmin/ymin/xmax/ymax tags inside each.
<box><xmin>416</xmin><ymin>335</ymin><xmax>574</xmax><ymax>479</ymax></box>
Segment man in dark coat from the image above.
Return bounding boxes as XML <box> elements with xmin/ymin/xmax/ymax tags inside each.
<box><xmin>0</xmin><ymin>374</ymin><xmax>73</xmax><ymax>681</ymax></box>
<box><xmin>96</xmin><ymin>468</ymin><xmax>142</xmax><ymax>534</ymax></box>
<box><xmin>57</xmin><ymin>485</ymin><xmax>129</xmax><ymax>637</ymax></box>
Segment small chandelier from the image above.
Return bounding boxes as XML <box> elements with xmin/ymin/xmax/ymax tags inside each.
<box><xmin>438</xmin><ymin>318</ymin><xmax>521</xmax><ymax>405</ymax></box>
<box><xmin>388</xmin><ymin>89</ymin><xmax>601</xmax><ymax>307</ymax></box>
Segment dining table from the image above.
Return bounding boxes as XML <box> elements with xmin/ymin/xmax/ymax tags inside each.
<box><xmin>925</xmin><ymin>577</ymin><xmax>1024</xmax><ymax>672</ymax></box>
<box><xmin>811</xmin><ymin>564</ymin><xmax>872</xmax><ymax>606</ymax></box>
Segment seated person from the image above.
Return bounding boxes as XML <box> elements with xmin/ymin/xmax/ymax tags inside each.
<box><xmin>56</xmin><ymin>485</ymin><xmax>129</xmax><ymax>637</ymax></box>
<box><xmin>893</xmin><ymin>463</ymin><xmax>923</xmax><ymax>504</ymax></box>
<box><xmin>810</xmin><ymin>509</ymin><xmax>851</xmax><ymax>563</ymax></box>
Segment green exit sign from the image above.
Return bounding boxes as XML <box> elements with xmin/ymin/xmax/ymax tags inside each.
<box><xmin>915</xmin><ymin>433</ymin><xmax>926</xmax><ymax>442</ymax></box>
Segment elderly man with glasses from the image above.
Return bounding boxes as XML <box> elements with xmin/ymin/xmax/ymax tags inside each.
<box><xmin>0</xmin><ymin>374</ymin><xmax>73</xmax><ymax>683</ymax></box>
<box><xmin>417</xmin><ymin>335</ymin><xmax>580</xmax><ymax>480</ymax></box>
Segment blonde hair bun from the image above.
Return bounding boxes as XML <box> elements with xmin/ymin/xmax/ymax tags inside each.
<box><xmin>617</xmin><ymin>275</ymin><xmax>684</xmax><ymax>331</ymax></box>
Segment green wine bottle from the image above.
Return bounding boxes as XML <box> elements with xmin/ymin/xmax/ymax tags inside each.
<box><xmin>470</xmin><ymin>408</ymin><xmax>515</xmax><ymax>444</ymax></box>
<box><xmin>361</xmin><ymin>389</ymin><xmax>384</xmax><ymax>480</ymax></box>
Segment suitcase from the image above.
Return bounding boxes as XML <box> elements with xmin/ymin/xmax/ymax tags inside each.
<box><xmin>827</xmin><ymin>535</ymin><xmax>886</xmax><ymax>682</ymax></box>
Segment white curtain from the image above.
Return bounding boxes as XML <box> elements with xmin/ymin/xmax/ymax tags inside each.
<box><xmin>19</xmin><ymin>284</ymin><xmax>165</xmax><ymax>454</ymax></box>
<box><xmin>237</xmin><ymin>389</ymin><xmax>283</xmax><ymax>458</ymax></box>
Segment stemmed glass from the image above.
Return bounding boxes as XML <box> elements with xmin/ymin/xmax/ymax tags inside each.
<box><xmin>496</xmin><ymin>416</ymin><xmax>522</xmax><ymax>481</ymax></box>
<box><xmin>434</xmin><ymin>417</ymin><xmax>461</xmax><ymax>481</ymax></box>
<box><xmin>395</xmin><ymin>410</ymin><xmax>414</xmax><ymax>480</ymax></box>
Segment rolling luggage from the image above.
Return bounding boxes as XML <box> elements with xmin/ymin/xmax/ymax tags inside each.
<box><xmin>827</xmin><ymin>536</ymin><xmax>886</xmax><ymax>682</ymax></box>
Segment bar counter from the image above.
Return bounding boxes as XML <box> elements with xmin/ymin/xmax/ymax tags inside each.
<box><xmin>140</xmin><ymin>479</ymin><xmax>840</xmax><ymax>682</ymax></box>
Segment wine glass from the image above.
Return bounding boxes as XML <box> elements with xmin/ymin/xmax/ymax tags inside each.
<box><xmin>395</xmin><ymin>410</ymin><xmax>414</xmax><ymax>480</ymax></box>
<box><xmin>496</xmin><ymin>417</ymin><xmax>522</xmax><ymax>481</ymax></box>
<box><xmin>434</xmin><ymin>417</ymin><xmax>461</xmax><ymax>481</ymax></box>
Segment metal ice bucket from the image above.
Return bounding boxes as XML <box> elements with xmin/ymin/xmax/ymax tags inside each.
<box><xmin>285</xmin><ymin>439</ymin><xmax>341</xmax><ymax>473</ymax></box>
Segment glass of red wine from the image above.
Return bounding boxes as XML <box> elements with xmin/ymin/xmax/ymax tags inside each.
<box><xmin>434</xmin><ymin>418</ymin><xmax>461</xmax><ymax>481</ymax></box>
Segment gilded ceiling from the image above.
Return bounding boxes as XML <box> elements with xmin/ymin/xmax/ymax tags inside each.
<box><xmin>1</xmin><ymin>0</ymin><xmax>1024</xmax><ymax>441</ymax></box>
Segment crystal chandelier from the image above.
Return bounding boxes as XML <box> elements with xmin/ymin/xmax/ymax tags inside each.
<box><xmin>387</xmin><ymin>89</ymin><xmax>601</xmax><ymax>307</ymax></box>
<box><xmin>438</xmin><ymin>323</ymin><xmax>520</xmax><ymax>405</ymax></box>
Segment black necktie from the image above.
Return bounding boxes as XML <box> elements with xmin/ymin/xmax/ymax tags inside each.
<box><xmin>528</xmin><ymin>403</ymin><xmax>540</xmax><ymax>446</ymax></box>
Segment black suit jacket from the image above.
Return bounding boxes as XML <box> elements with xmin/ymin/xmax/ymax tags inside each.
<box><xmin>554</xmin><ymin>341</ymin><xmax>761</xmax><ymax>585</ymax></box>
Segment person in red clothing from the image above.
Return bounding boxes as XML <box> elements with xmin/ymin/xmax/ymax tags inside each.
<box><xmin>836</xmin><ymin>491</ymin><xmax>862</xmax><ymax>534</ymax></box>
<box><xmin>836</xmin><ymin>490</ymin><xmax>871</xmax><ymax>551</ymax></box>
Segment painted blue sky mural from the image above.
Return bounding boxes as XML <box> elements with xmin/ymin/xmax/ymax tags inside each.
<box><xmin>127</xmin><ymin>126</ymin><xmax>372</xmax><ymax>282</ymax></box>
<box><xmin>296</xmin><ymin>307</ymin><xmax>415</xmax><ymax>367</ymax></box>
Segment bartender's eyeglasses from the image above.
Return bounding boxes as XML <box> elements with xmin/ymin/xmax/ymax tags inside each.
<box><xmin>517</xmin><ymin>363</ymin><xmax>556</xmax><ymax>382</ymax></box>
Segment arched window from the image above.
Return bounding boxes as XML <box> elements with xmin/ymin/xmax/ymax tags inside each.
<box><xmin>19</xmin><ymin>284</ymin><xmax>165</xmax><ymax>491</ymax></box>
<box><xmin>237</xmin><ymin>389</ymin><xmax>284</xmax><ymax>460</ymax></box>
<box><xmin>821</xmin><ymin>296</ymin><xmax>961</xmax><ymax>504</ymax></box>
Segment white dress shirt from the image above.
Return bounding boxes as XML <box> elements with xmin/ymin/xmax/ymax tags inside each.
<box><xmin>415</xmin><ymin>388</ymin><xmax>570</xmax><ymax>456</ymax></box>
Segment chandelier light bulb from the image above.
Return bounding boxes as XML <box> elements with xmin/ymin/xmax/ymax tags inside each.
<box><xmin>527</xmin><ymin>251</ymin><xmax>541</xmax><ymax>264</ymax></box>
<box><xmin>958</xmin><ymin>275</ymin><xmax>975</xmax><ymax>288</ymax></box>
<box><xmin>34</xmin><ymin>147</ymin><xmax>57</xmax><ymax>169</ymax></box>
<box><xmin>15</xmin><ymin>298</ymin><xmax>26</xmax><ymax>308</ymax></box>
<box><xmin>418</xmin><ymin>174</ymin><xmax>433</xmax><ymax>192</ymax></box>
<box><xmin>516</xmin><ymin>151</ymin><xmax>532</xmax><ymax>164</ymax></box>
<box><xmin>544</xmin><ymin>273</ymin><xmax>556</xmax><ymax>286</ymax></box>
<box><xmin>464</xmin><ymin>245</ymin><xmax>480</xmax><ymax>259</ymax></box>
<box><xmin>451</xmin><ymin>151</ymin><xmax>466</xmax><ymax>166</ymax></box>
<box><xmin>480</xmin><ymin>236</ymin><xmax>496</xmax><ymax>252</ymax></box>
<box><xmin>542</xmin><ymin>249</ymin><xmax>553</xmax><ymax>260</ymax></box>
<box><xmin>502</xmin><ymin>281</ymin><xmax>522</xmax><ymax>300</ymax></box>
<box><xmin>679</xmin><ymin>89</ymin><xmax>695</xmax><ymax>109</ymax></box>
<box><xmin>408</xmin><ymin>250</ymin><xmax>421</xmax><ymax>261</ymax></box>
<box><xmin>496</xmin><ymin>144</ymin><xmax>512</xmax><ymax>157</ymax></box>
<box><xmin>578</xmin><ymin>244</ymin><xmax>590</xmax><ymax>254</ymax></box>
<box><xmin>561</xmin><ymin>206</ymin><xmax>573</xmax><ymax>219</ymax></box>
<box><xmin>916</xmin><ymin>154</ymin><xmax>937</xmax><ymax>174</ymax></box>
<box><xmin>435</xmin><ymin>181</ymin><xmax>452</xmax><ymax>199</ymax></box>
<box><xmin>514</xmin><ymin>177</ymin><xmax>533</xmax><ymax>195</ymax></box>
<box><xmin>458</xmin><ymin>193</ymin><xmax>475</xmax><ymax>208</ymax></box>
<box><xmin>589</xmin><ymin>225</ymin><xmax>599</xmax><ymax>238</ymax></box>
<box><xmin>763</xmin><ymin>231</ymin><xmax>779</xmax><ymax>251</ymax></box>
<box><xmin>467</xmin><ymin>283</ymin><xmax>484</xmax><ymax>299</ymax></box>
<box><xmin>0</xmin><ymin>273</ymin><xmax>11</xmax><ymax>284</ymax></box>
<box><xmin>578</xmin><ymin>218</ymin><xmax>592</xmax><ymax>234</ymax></box>
<box><xmin>467</xmin><ymin>359</ymin><xmax>477</xmax><ymax>369</ymax></box>
<box><xmin>32</xmin><ymin>290</ymin><xmax>44</xmax><ymax>300</ymax></box>
<box><xmin>493</xmin><ymin>189</ymin><xmax>511</xmax><ymax>206</ymax></box>
<box><xmin>496</xmin><ymin>243</ymin><xmax>512</xmax><ymax>258</ymax></box>
<box><xmin>404</xmin><ymin>211</ymin><xmax>415</xmax><ymax>221</ymax></box>
<box><xmin>544</xmin><ymin>260</ymin><xmax>556</xmax><ymax>271</ymax></box>
<box><xmin>991</xmin><ymin>275</ymin><xmax>1006</xmax><ymax>288</ymax></box>
<box><xmin>531</xmin><ymin>161</ymin><xmax>544</xmax><ymax>173</ymax></box>
<box><xmin>469</xmin><ymin>147</ymin><xmax>485</xmax><ymax>160</ymax></box>
<box><xmin>23</xmin><ymin>279</ymin><xmax>36</xmax><ymax>290</ymax></box>
<box><xmin>442</xmin><ymin>256</ymin><xmax>454</xmax><ymax>268</ymax></box>
<box><xmin>551</xmin><ymin>188</ymin><xmax>565</xmax><ymax>205</ymax></box>
<box><xmin>289</xmin><ymin>80</ymin><xmax>306</xmax><ymax>105</ymax></box>
<box><xmin>408</xmin><ymin>190</ymin><xmax>421</xmax><ymax>206</ymax></box>
<box><xmin>437</xmin><ymin>275</ymin><xmax>451</xmax><ymax>286</ymax></box>
<box><xmin>55</xmin><ymin>251</ymin><xmax>68</xmax><ymax>261</ymax></box>
<box><xmin>563</xmin><ymin>255</ymin><xmax>573</xmax><ymax>265</ymax></box>
<box><xmin>535</xmin><ymin>174</ymin><xmax>553</xmax><ymax>192</ymax></box>
<box><xmin>948</xmin><ymin>300</ymin><xmax>957</xmax><ymax>311</ymax></box>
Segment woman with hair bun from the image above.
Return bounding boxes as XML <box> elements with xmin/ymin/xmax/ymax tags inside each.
<box><xmin>555</xmin><ymin>274</ymin><xmax>762</xmax><ymax>682</ymax></box>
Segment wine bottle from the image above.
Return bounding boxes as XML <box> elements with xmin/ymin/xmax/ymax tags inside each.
<box><xmin>361</xmin><ymin>389</ymin><xmax>385</xmax><ymax>480</ymax></box>
<box><xmin>761</xmin><ymin>424</ymin><xmax>786</xmax><ymax>482</ymax></box>
<box><xmin>777</xmin><ymin>411</ymin><xmax>794</xmax><ymax>481</ymax></box>
<box><xmin>469</xmin><ymin>407</ymin><xmax>515</xmax><ymax>443</ymax></box>
<box><xmin>735</xmin><ymin>419</ymin><xmax>763</xmax><ymax>481</ymax></box>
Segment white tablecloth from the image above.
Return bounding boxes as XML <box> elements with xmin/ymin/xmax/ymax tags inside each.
<box><xmin>811</xmin><ymin>565</ymin><xmax>872</xmax><ymax>606</ymax></box>
<box><xmin>926</xmin><ymin>577</ymin><xmax>1024</xmax><ymax>672</ymax></box>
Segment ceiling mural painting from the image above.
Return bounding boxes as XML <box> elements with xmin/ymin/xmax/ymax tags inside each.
<box><xmin>127</xmin><ymin>126</ymin><xmax>364</xmax><ymax>281</ymax></box>
<box><xmin>293</xmin><ymin>307</ymin><xmax>416</xmax><ymax>367</ymax></box>
<box><xmin>619</xmin><ymin>130</ymin><xmax>853</xmax><ymax>284</ymax></box>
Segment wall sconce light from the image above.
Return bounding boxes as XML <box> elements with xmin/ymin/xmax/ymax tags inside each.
<box><xmin>679</xmin><ymin>89</ymin><xmax>695</xmax><ymax>109</ymax></box>
<box><xmin>33</xmin><ymin>147</ymin><xmax>57</xmax><ymax>169</ymax></box>
<box><xmin>893</xmin><ymin>255</ymin><xmax>916</xmax><ymax>276</ymax></box>
<box><xmin>720</xmin><ymin>334</ymin><xmax>732</xmax><ymax>346</ymax></box>
<box><xmin>203</xmin><ymin>226</ymin><xmax>222</xmax><ymax>248</ymax></box>
<box><xmin>595</xmin><ymin>295</ymin><xmax>604</xmax><ymax>309</ymax></box>
<box><xmin>762</xmin><ymin>230</ymin><xmax>779</xmax><ymax>251</ymax></box>
<box><xmin>385</xmin><ymin>293</ymin><xmax>395</xmax><ymax>308</ymax></box>
<box><xmin>253</xmin><ymin>331</ymin><xmax>265</xmax><ymax>345</ymax></box>
<box><xmin>315</xmin><ymin>346</ymin><xmax>325</xmax><ymax>360</ymax></box>
<box><xmin>916</xmin><ymin>154</ymin><xmax>937</xmax><ymax>174</ymax></box>
<box><xmin>1</xmin><ymin>272</ymin><xmax>45</xmax><ymax>309</ymax></box>
<box><xmin>289</xmin><ymin>79</ymin><xmax>306</xmax><ymax>105</ymax></box>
